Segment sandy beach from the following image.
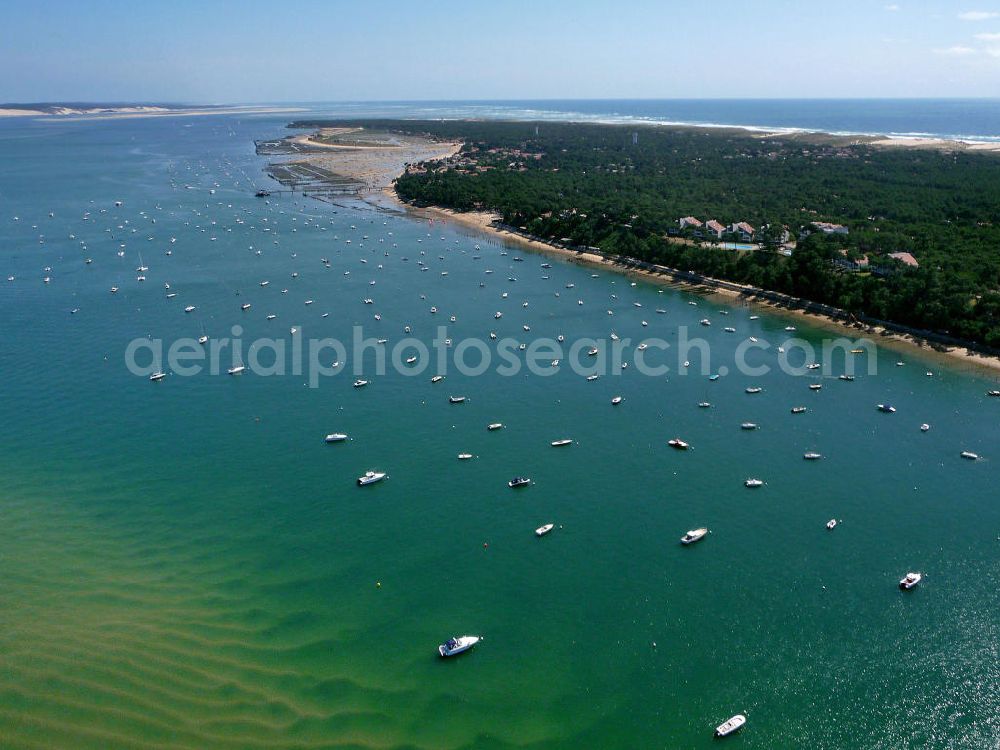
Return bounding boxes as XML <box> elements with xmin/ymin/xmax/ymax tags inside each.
<box><xmin>380</xmin><ymin>185</ymin><xmax>1000</xmax><ymax>375</ymax></box>
<box><xmin>0</xmin><ymin>105</ymin><xmax>306</xmax><ymax>119</ymax></box>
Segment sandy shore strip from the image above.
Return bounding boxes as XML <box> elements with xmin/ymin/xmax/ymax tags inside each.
<box><xmin>0</xmin><ymin>105</ymin><xmax>306</xmax><ymax>119</ymax></box>
<box><xmin>381</xmin><ymin>186</ymin><xmax>1000</xmax><ymax>375</ymax></box>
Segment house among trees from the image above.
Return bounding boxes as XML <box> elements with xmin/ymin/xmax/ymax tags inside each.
<box><xmin>679</xmin><ymin>216</ymin><xmax>703</xmax><ymax>229</ymax></box>
<box><xmin>888</xmin><ymin>251</ymin><xmax>919</xmax><ymax>267</ymax></box>
<box><xmin>704</xmin><ymin>219</ymin><xmax>726</xmax><ymax>239</ymax></box>
<box><xmin>729</xmin><ymin>221</ymin><xmax>755</xmax><ymax>241</ymax></box>
<box><xmin>812</xmin><ymin>221</ymin><xmax>849</xmax><ymax>235</ymax></box>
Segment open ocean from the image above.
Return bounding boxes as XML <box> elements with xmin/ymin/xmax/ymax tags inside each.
<box><xmin>298</xmin><ymin>98</ymin><xmax>1000</xmax><ymax>142</ymax></box>
<box><xmin>0</xmin><ymin>105</ymin><xmax>998</xmax><ymax>749</ymax></box>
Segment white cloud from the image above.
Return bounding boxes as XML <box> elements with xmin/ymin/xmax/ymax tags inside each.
<box><xmin>958</xmin><ymin>11</ymin><xmax>1000</xmax><ymax>20</ymax></box>
<box><xmin>974</xmin><ymin>31</ymin><xmax>1000</xmax><ymax>39</ymax></box>
<box><xmin>885</xmin><ymin>3</ymin><xmax>900</xmax><ymax>10</ymax></box>
<box><xmin>985</xmin><ymin>47</ymin><xmax>1000</xmax><ymax>56</ymax></box>
<box><xmin>934</xmin><ymin>45</ymin><xmax>978</xmax><ymax>55</ymax></box>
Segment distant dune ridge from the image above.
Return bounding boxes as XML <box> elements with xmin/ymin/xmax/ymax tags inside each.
<box><xmin>0</xmin><ymin>102</ymin><xmax>305</xmax><ymax>118</ymax></box>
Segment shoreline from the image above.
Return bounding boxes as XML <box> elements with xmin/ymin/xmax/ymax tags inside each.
<box><xmin>380</xmin><ymin>186</ymin><xmax>1000</xmax><ymax>375</ymax></box>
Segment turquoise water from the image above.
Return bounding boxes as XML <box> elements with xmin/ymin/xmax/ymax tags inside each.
<box><xmin>0</xmin><ymin>112</ymin><xmax>998</xmax><ymax>749</ymax></box>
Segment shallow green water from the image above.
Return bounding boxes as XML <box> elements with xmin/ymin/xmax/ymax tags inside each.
<box><xmin>0</xmin><ymin>113</ymin><xmax>997</xmax><ymax>749</ymax></box>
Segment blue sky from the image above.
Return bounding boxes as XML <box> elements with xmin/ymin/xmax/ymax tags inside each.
<box><xmin>1</xmin><ymin>0</ymin><xmax>999</xmax><ymax>102</ymax></box>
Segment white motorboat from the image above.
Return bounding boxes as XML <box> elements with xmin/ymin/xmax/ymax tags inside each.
<box><xmin>899</xmin><ymin>572</ymin><xmax>922</xmax><ymax>590</ymax></box>
<box><xmin>877</xmin><ymin>404</ymin><xmax>896</xmax><ymax>413</ymax></box>
<box><xmin>449</xmin><ymin>396</ymin><xmax>466</xmax><ymax>404</ymax></box>
<box><xmin>227</xmin><ymin>365</ymin><xmax>245</xmax><ymax>375</ymax></box>
<box><xmin>611</xmin><ymin>396</ymin><xmax>623</xmax><ymax>405</ymax></box>
<box><xmin>587</xmin><ymin>374</ymin><xmax>600</xmax><ymax>381</ymax></box>
<box><xmin>960</xmin><ymin>451</ymin><xmax>979</xmax><ymax>460</ymax></box>
<box><xmin>149</xmin><ymin>371</ymin><xmax>166</xmax><ymax>382</ymax></box>
<box><xmin>587</xmin><ymin>348</ymin><xmax>599</xmax><ymax>356</ymax></box>
<box><xmin>668</xmin><ymin>438</ymin><xmax>689</xmax><ymax>450</ymax></box>
<box><xmin>357</xmin><ymin>470</ymin><xmax>387</xmax><ymax>486</ymax></box>
<box><xmin>431</xmin><ymin>375</ymin><xmax>444</xmax><ymax>383</ymax></box>
<box><xmin>715</xmin><ymin>714</ymin><xmax>746</xmax><ymax>737</ymax></box>
<box><xmin>806</xmin><ymin>363</ymin><xmax>821</xmax><ymax>370</ymax></box>
<box><xmin>438</xmin><ymin>635</ymin><xmax>481</xmax><ymax>657</ymax></box>
<box><xmin>241</xmin><ymin>303</ymin><xmax>251</xmax><ymax>310</ymax></box>
<box><xmin>803</xmin><ymin>452</ymin><xmax>822</xmax><ymax>460</ymax></box>
<box><xmin>698</xmin><ymin>402</ymin><xmax>711</xmax><ymax>409</ymax></box>
<box><xmin>508</xmin><ymin>476</ymin><xmax>531</xmax><ymax>488</ymax></box>
<box><xmin>406</xmin><ymin>356</ymin><xmax>418</xmax><ymax>365</ymax></box>
<box><xmin>809</xmin><ymin>383</ymin><xmax>822</xmax><ymax>391</ymax></box>
<box><xmin>457</xmin><ymin>453</ymin><xmax>473</xmax><ymax>460</ymax></box>
<box><xmin>745</xmin><ymin>386</ymin><xmax>762</xmax><ymax>394</ymax></box>
<box><xmin>700</xmin><ymin>318</ymin><xmax>711</xmax><ymax>326</ymax></box>
<box><xmin>487</xmin><ymin>423</ymin><xmax>503</xmax><ymax>431</ymax></box>
<box><xmin>681</xmin><ymin>527</ymin><xmax>708</xmax><ymax>545</ymax></box>
<box><xmin>791</xmin><ymin>406</ymin><xmax>807</xmax><ymax>414</ymax></box>
<box><xmin>920</xmin><ymin>423</ymin><xmax>930</xmax><ymax>432</ymax></box>
<box><xmin>324</xmin><ymin>433</ymin><xmax>348</xmax><ymax>443</ymax></box>
<box><xmin>198</xmin><ymin>334</ymin><xmax>208</xmax><ymax>345</ymax></box>
<box><xmin>839</xmin><ymin>374</ymin><xmax>855</xmax><ymax>381</ymax></box>
<box><xmin>826</xmin><ymin>518</ymin><xmax>837</xmax><ymax>530</ymax></box>
<box><xmin>535</xmin><ymin>524</ymin><xmax>555</xmax><ymax>537</ymax></box>
<box><xmin>353</xmin><ymin>379</ymin><xmax>369</xmax><ymax>388</ymax></box>
<box><xmin>741</xmin><ymin>422</ymin><xmax>759</xmax><ymax>430</ymax></box>
<box><xmin>988</xmin><ymin>390</ymin><xmax>1000</xmax><ymax>397</ymax></box>
<box><xmin>551</xmin><ymin>439</ymin><xmax>573</xmax><ymax>447</ymax></box>
<box><xmin>744</xmin><ymin>478</ymin><xmax>764</xmax><ymax>488</ymax></box>
<box><xmin>184</xmin><ymin>305</ymin><xmax>196</xmax><ymax>313</ymax></box>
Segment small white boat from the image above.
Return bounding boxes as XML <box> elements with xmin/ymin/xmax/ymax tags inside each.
<box><xmin>741</xmin><ymin>422</ymin><xmax>759</xmax><ymax>430</ymax></box>
<box><xmin>438</xmin><ymin>635</ymin><xmax>481</xmax><ymax>657</ymax></box>
<box><xmin>551</xmin><ymin>439</ymin><xmax>573</xmax><ymax>447</ymax></box>
<box><xmin>784</xmin><ymin>325</ymin><xmax>796</xmax><ymax>332</ymax></box>
<box><xmin>988</xmin><ymin>390</ymin><xmax>1000</xmax><ymax>397</ymax></box>
<box><xmin>806</xmin><ymin>363</ymin><xmax>821</xmax><ymax>370</ymax></box>
<box><xmin>535</xmin><ymin>524</ymin><xmax>555</xmax><ymax>537</ymax></box>
<box><xmin>149</xmin><ymin>371</ymin><xmax>166</xmax><ymax>382</ymax></box>
<box><xmin>920</xmin><ymin>424</ymin><xmax>930</xmax><ymax>432</ymax></box>
<box><xmin>668</xmin><ymin>438</ymin><xmax>689</xmax><ymax>450</ymax></box>
<box><xmin>611</xmin><ymin>396</ymin><xmax>623</xmax><ymax>405</ymax></box>
<box><xmin>198</xmin><ymin>334</ymin><xmax>208</xmax><ymax>345</ymax></box>
<box><xmin>449</xmin><ymin>396</ymin><xmax>466</xmax><ymax>404</ymax></box>
<box><xmin>877</xmin><ymin>404</ymin><xmax>896</xmax><ymax>413</ymax></box>
<box><xmin>353</xmin><ymin>379</ymin><xmax>368</xmax><ymax>388</ymax></box>
<box><xmin>839</xmin><ymin>374</ymin><xmax>855</xmax><ymax>381</ymax></box>
<box><xmin>457</xmin><ymin>453</ymin><xmax>473</xmax><ymax>460</ymax></box>
<box><xmin>803</xmin><ymin>452</ymin><xmax>822</xmax><ymax>460</ymax></box>
<box><xmin>698</xmin><ymin>402</ymin><xmax>711</xmax><ymax>409</ymax></box>
<box><xmin>960</xmin><ymin>451</ymin><xmax>980</xmax><ymax>460</ymax></box>
<box><xmin>227</xmin><ymin>365</ymin><xmax>245</xmax><ymax>375</ymax></box>
<box><xmin>406</xmin><ymin>356</ymin><xmax>418</xmax><ymax>365</ymax></box>
<box><xmin>487</xmin><ymin>423</ymin><xmax>503</xmax><ymax>431</ymax></box>
<box><xmin>744</xmin><ymin>478</ymin><xmax>764</xmax><ymax>488</ymax></box>
<box><xmin>715</xmin><ymin>714</ymin><xmax>746</xmax><ymax>737</ymax></box>
<box><xmin>241</xmin><ymin>303</ymin><xmax>251</xmax><ymax>310</ymax></box>
<box><xmin>745</xmin><ymin>386</ymin><xmax>762</xmax><ymax>394</ymax></box>
<box><xmin>431</xmin><ymin>375</ymin><xmax>444</xmax><ymax>383</ymax></box>
<box><xmin>184</xmin><ymin>305</ymin><xmax>196</xmax><ymax>313</ymax></box>
<box><xmin>357</xmin><ymin>470</ymin><xmax>387</xmax><ymax>486</ymax></box>
<box><xmin>809</xmin><ymin>383</ymin><xmax>822</xmax><ymax>391</ymax></box>
<box><xmin>508</xmin><ymin>476</ymin><xmax>531</xmax><ymax>488</ymax></box>
<box><xmin>587</xmin><ymin>348</ymin><xmax>599</xmax><ymax>356</ymax></box>
<box><xmin>791</xmin><ymin>406</ymin><xmax>807</xmax><ymax>414</ymax></box>
<box><xmin>587</xmin><ymin>374</ymin><xmax>600</xmax><ymax>381</ymax></box>
<box><xmin>899</xmin><ymin>572</ymin><xmax>922</xmax><ymax>590</ymax></box>
<box><xmin>681</xmin><ymin>527</ymin><xmax>708</xmax><ymax>545</ymax></box>
<box><xmin>826</xmin><ymin>518</ymin><xmax>837</xmax><ymax>530</ymax></box>
<box><xmin>324</xmin><ymin>433</ymin><xmax>348</xmax><ymax>443</ymax></box>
